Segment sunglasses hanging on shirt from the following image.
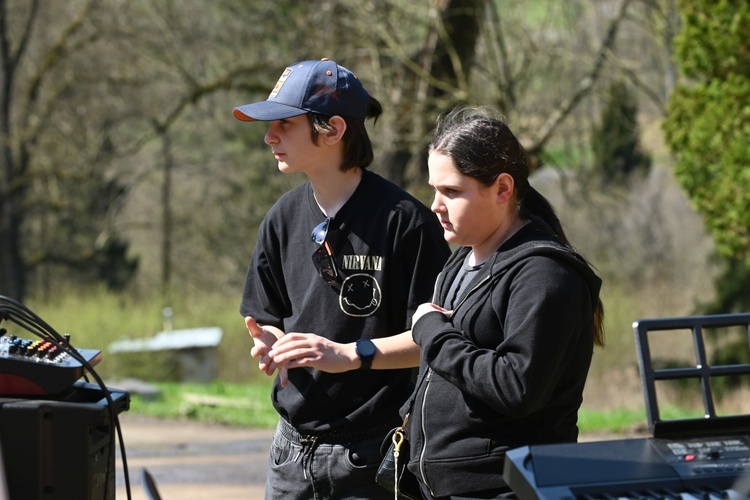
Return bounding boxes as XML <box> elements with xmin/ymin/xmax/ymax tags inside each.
<box><xmin>311</xmin><ymin>217</ymin><xmax>342</xmax><ymax>285</ymax></box>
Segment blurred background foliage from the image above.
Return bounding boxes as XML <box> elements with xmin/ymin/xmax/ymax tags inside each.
<box><xmin>1</xmin><ymin>0</ymin><xmax>749</xmax><ymax>413</ymax></box>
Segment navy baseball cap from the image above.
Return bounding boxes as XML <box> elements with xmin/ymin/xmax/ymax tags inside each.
<box><xmin>233</xmin><ymin>58</ymin><xmax>370</xmax><ymax>122</ymax></box>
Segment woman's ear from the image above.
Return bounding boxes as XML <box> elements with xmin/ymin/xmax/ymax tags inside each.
<box><xmin>495</xmin><ymin>173</ymin><xmax>515</xmax><ymax>205</ymax></box>
<box><xmin>324</xmin><ymin>116</ymin><xmax>347</xmax><ymax>145</ymax></box>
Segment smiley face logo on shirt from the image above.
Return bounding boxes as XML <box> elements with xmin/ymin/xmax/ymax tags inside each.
<box><xmin>339</xmin><ymin>273</ymin><xmax>382</xmax><ymax>317</ymax></box>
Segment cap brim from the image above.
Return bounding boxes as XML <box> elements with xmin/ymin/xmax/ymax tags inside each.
<box><xmin>233</xmin><ymin>101</ymin><xmax>307</xmax><ymax>122</ymax></box>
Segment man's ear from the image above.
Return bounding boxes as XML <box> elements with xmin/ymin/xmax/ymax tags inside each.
<box><xmin>324</xmin><ymin>116</ymin><xmax>347</xmax><ymax>145</ymax></box>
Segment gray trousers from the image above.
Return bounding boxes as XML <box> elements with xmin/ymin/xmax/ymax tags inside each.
<box><xmin>263</xmin><ymin>418</ymin><xmax>397</xmax><ymax>500</ymax></box>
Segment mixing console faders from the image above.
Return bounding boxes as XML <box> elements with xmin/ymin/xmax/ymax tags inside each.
<box><xmin>0</xmin><ymin>330</ymin><xmax>101</xmax><ymax>397</ymax></box>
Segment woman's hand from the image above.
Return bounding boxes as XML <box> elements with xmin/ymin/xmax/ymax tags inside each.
<box><xmin>412</xmin><ymin>303</ymin><xmax>451</xmax><ymax>326</ymax></box>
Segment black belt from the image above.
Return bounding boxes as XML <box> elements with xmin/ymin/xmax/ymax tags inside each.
<box><xmin>277</xmin><ymin>416</ymin><xmax>399</xmax><ymax>445</ymax></box>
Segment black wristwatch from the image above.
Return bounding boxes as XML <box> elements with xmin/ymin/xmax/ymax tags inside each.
<box><xmin>355</xmin><ymin>339</ymin><xmax>376</xmax><ymax>370</ymax></box>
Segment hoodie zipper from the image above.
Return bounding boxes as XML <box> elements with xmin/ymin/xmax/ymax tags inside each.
<box><xmin>418</xmin><ymin>369</ymin><xmax>433</xmax><ymax>495</ymax></box>
<box><xmin>416</xmin><ymin>273</ymin><xmax>493</xmax><ymax>494</ymax></box>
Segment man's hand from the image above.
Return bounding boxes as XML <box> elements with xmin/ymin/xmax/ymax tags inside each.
<box><xmin>269</xmin><ymin>333</ymin><xmax>357</xmax><ymax>374</ymax></box>
<box><xmin>245</xmin><ymin>316</ymin><xmax>289</xmax><ymax>386</ymax></box>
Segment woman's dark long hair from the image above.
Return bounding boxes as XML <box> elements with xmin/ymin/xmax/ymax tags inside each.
<box><xmin>429</xmin><ymin>107</ymin><xmax>604</xmax><ymax>347</ymax></box>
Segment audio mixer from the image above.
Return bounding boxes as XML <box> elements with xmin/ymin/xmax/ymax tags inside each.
<box><xmin>0</xmin><ymin>329</ymin><xmax>101</xmax><ymax>396</ymax></box>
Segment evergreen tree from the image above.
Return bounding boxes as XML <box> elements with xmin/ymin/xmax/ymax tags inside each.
<box><xmin>593</xmin><ymin>81</ymin><xmax>651</xmax><ymax>184</ymax></box>
<box><xmin>662</xmin><ymin>0</ymin><xmax>750</xmax><ymax>266</ymax></box>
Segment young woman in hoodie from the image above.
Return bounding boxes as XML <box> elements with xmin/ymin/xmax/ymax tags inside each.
<box><xmin>404</xmin><ymin>107</ymin><xmax>605</xmax><ymax>499</ymax></box>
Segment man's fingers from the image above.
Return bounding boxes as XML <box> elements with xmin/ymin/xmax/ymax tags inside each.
<box><xmin>245</xmin><ymin>316</ymin><xmax>263</xmax><ymax>338</ymax></box>
<box><xmin>279</xmin><ymin>366</ymin><xmax>289</xmax><ymax>387</ymax></box>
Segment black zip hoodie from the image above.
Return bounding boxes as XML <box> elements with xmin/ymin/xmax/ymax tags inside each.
<box><xmin>404</xmin><ymin>222</ymin><xmax>602</xmax><ymax>497</ymax></box>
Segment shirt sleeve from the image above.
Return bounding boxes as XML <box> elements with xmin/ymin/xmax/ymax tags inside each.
<box><xmin>390</xmin><ymin>217</ymin><xmax>451</xmax><ymax>328</ymax></box>
<box><xmin>239</xmin><ymin>217</ymin><xmax>292</xmax><ymax>330</ymax></box>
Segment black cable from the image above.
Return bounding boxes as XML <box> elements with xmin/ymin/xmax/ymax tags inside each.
<box><xmin>0</xmin><ymin>295</ymin><xmax>133</xmax><ymax>500</ymax></box>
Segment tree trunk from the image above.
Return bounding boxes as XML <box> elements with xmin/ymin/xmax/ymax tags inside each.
<box><xmin>380</xmin><ymin>0</ymin><xmax>482</xmax><ymax>188</ymax></box>
<box><xmin>160</xmin><ymin>131</ymin><xmax>173</xmax><ymax>302</ymax></box>
<box><xmin>0</xmin><ymin>0</ymin><xmax>35</xmax><ymax>301</ymax></box>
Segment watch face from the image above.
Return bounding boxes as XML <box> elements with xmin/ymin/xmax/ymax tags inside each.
<box><xmin>357</xmin><ymin>339</ymin><xmax>376</xmax><ymax>358</ymax></box>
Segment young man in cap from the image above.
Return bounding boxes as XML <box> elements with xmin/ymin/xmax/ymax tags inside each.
<box><xmin>234</xmin><ymin>58</ymin><xmax>449</xmax><ymax>499</ymax></box>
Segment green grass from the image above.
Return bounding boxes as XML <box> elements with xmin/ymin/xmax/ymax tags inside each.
<box><xmin>126</xmin><ymin>380</ymin><xmax>278</xmax><ymax>428</ymax></box>
<box><xmin>579</xmin><ymin>405</ymin><xmax>723</xmax><ymax>436</ymax></box>
<box><xmin>127</xmin><ymin>384</ymin><xmax>703</xmax><ymax>435</ymax></box>
<box><xmin>578</xmin><ymin>407</ymin><xmax>646</xmax><ymax>434</ymax></box>
<box><xmin>124</xmin><ymin>379</ymin><xmax>649</xmax><ymax>434</ymax></box>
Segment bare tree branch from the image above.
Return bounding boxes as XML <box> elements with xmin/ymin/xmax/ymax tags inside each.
<box><xmin>527</xmin><ymin>0</ymin><xmax>634</xmax><ymax>159</ymax></box>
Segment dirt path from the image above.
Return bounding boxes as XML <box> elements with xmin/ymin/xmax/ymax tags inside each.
<box><xmin>115</xmin><ymin>413</ymin><xmax>272</xmax><ymax>500</ymax></box>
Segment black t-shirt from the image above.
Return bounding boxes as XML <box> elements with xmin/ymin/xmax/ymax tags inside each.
<box><xmin>240</xmin><ymin>170</ymin><xmax>450</xmax><ymax>434</ymax></box>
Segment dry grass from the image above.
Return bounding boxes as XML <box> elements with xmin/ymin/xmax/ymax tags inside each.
<box><xmin>532</xmin><ymin>164</ymin><xmax>725</xmax><ymax>415</ymax></box>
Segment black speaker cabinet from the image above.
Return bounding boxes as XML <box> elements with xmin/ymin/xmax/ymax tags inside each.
<box><xmin>0</xmin><ymin>382</ymin><xmax>130</xmax><ymax>500</ymax></box>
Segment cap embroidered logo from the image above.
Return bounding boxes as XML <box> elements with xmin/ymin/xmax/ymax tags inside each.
<box><xmin>269</xmin><ymin>68</ymin><xmax>293</xmax><ymax>99</ymax></box>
